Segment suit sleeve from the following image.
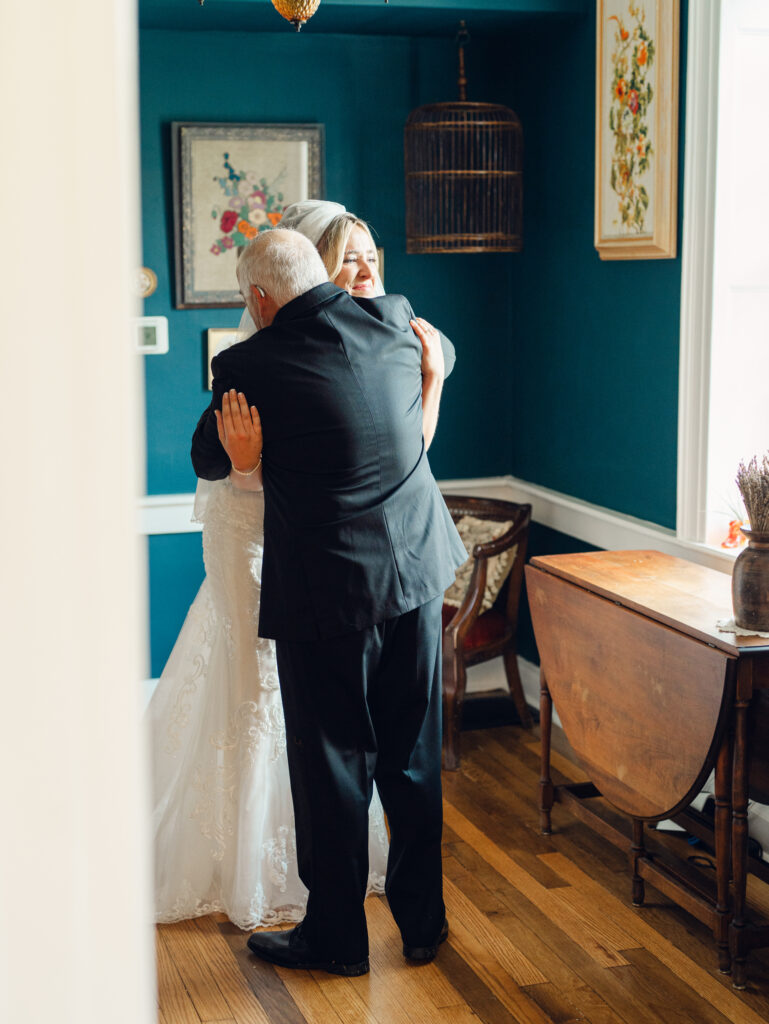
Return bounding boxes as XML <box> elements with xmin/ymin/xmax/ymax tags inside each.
<box><xmin>397</xmin><ymin>296</ymin><xmax>456</xmax><ymax>379</ymax></box>
<box><xmin>190</xmin><ymin>350</ymin><xmax>238</xmax><ymax>480</ymax></box>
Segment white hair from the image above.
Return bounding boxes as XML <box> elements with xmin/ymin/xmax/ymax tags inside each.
<box><xmin>236</xmin><ymin>228</ymin><xmax>328</xmax><ymax>311</ymax></box>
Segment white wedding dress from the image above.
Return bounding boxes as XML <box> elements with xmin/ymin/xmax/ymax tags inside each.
<box><xmin>148</xmin><ymin>478</ymin><xmax>389</xmax><ymax>929</ymax></box>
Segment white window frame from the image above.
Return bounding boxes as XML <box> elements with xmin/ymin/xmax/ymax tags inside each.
<box><xmin>677</xmin><ymin>0</ymin><xmax>723</xmax><ymax>545</ymax></box>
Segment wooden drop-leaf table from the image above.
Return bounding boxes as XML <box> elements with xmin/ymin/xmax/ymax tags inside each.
<box><xmin>526</xmin><ymin>550</ymin><xmax>769</xmax><ymax>988</ymax></box>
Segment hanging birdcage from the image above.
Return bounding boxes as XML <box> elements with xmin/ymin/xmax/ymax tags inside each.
<box><xmin>404</xmin><ymin>24</ymin><xmax>523</xmax><ymax>253</ymax></box>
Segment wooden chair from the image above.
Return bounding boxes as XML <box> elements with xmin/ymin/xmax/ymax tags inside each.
<box><xmin>441</xmin><ymin>495</ymin><xmax>533</xmax><ymax>770</ymax></box>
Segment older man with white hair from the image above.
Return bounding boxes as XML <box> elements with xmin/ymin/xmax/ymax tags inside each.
<box><xmin>192</xmin><ymin>228</ymin><xmax>466</xmax><ymax>977</ymax></box>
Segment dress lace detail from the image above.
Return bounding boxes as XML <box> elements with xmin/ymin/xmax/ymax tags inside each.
<box><xmin>148</xmin><ymin>479</ymin><xmax>388</xmax><ymax>931</ymax></box>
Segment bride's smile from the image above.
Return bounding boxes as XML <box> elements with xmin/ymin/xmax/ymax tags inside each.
<box><xmin>333</xmin><ymin>224</ymin><xmax>378</xmax><ymax>297</ymax></box>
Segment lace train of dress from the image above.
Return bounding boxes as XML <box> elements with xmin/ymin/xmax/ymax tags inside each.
<box><xmin>148</xmin><ymin>481</ymin><xmax>389</xmax><ymax>930</ymax></box>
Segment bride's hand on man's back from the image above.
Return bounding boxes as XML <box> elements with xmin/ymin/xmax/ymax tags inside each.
<box><xmin>216</xmin><ymin>390</ymin><xmax>264</xmax><ymax>489</ymax></box>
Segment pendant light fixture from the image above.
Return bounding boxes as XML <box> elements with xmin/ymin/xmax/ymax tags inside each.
<box><xmin>405</xmin><ymin>23</ymin><xmax>523</xmax><ymax>253</ymax></box>
<box><xmin>270</xmin><ymin>0</ymin><xmax>321</xmax><ymax>31</ymax></box>
<box><xmin>196</xmin><ymin>0</ymin><xmax>320</xmax><ymax>32</ymax></box>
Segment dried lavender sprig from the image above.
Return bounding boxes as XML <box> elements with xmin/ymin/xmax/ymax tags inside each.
<box><xmin>736</xmin><ymin>453</ymin><xmax>769</xmax><ymax>533</ymax></box>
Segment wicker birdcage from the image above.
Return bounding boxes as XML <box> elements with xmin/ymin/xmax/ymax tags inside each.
<box><xmin>404</xmin><ymin>25</ymin><xmax>523</xmax><ymax>253</ymax></box>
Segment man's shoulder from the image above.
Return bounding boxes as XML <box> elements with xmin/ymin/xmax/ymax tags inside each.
<box><xmin>352</xmin><ymin>293</ymin><xmax>414</xmax><ymax>325</ymax></box>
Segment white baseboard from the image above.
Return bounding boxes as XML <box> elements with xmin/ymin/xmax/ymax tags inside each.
<box><xmin>140</xmin><ymin>475</ymin><xmax>735</xmax><ymax>574</ymax></box>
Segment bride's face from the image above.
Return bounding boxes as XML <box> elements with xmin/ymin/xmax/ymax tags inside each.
<box><xmin>333</xmin><ymin>225</ymin><xmax>378</xmax><ymax>298</ymax></box>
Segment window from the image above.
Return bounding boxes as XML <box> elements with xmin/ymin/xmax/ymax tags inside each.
<box><xmin>678</xmin><ymin>0</ymin><xmax>769</xmax><ymax>553</ymax></box>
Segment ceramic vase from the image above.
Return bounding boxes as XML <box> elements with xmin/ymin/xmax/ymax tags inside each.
<box><xmin>732</xmin><ymin>529</ymin><xmax>769</xmax><ymax>631</ymax></box>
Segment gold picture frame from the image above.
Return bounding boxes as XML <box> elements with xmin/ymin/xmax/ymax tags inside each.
<box><xmin>206</xmin><ymin>327</ymin><xmax>243</xmax><ymax>389</ymax></box>
<box><xmin>594</xmin><ymin>0</ymin><xmax>679</xmax><ymax>260</ymax></box>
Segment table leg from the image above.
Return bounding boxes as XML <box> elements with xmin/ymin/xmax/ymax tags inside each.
<box><xmin>631</xmin><ymin>819</ymin><xmax>645</xmax><ymax>907</ymax></box>
<box><xmin>714</xmin><ymin>732</ymin><xmax>732</xmax><ymax>974</ymax></box>
<box><xmin>539</xmin><ymin>669</ymin><xmax>554</xmax><ymax>835</ymax></box>
<box><xmin>730</xmin><ymin>662</ymin><xmax>752</xmax><ymax>990</ymax></box>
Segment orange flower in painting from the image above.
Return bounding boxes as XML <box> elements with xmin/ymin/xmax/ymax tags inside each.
<box><xmin>238</xmin><ymin>219</ymin><xmax>257</xmax><ymax>240</ymax></box>
<box><xmin>615</xmin><ymin>77</ymin><xmax>627</xmax><ymax>101</ymax></box>
<box><xmin>267</xmin><ymin>211</ymin><xmax>282</xmax><ymax>226</ymax></box>
<box><xmin>609</xmin><ymin>15</ymin><xmax>629</xmax><ymax>40</ymax></box>
<box><xmin>637</xmin><ymin>42</ymin><xmax>648</xmax><ymax>65</ymax></box>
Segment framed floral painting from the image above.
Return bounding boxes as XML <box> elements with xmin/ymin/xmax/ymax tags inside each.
<box><xmin>594</xmin><ymin>1</ymin><xmax>679</xmax><ymax>260</ymax></box>
<box><xmin>172</xmin><ymin>122</ymin><xmax>324</xmax><ymax>308</ymax></box>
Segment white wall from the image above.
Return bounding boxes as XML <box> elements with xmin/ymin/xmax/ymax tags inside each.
<box><xmin>0</xmin><ymin>2</ymin><xmax>155</xmax><ymax>1021</ymax></box>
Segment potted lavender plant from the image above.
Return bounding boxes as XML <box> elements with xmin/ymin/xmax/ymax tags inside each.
<box><xmin>732</xmin><ymin>454</ymin><xmax>769</xmax><ymax>631</ymax></box>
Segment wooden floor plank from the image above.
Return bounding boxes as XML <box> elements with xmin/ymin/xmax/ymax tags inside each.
<box><xmin>156</xmin><ymin>930</ymin><xmax>203</xmax><ymax>1024</ymax></box>
<box><xmin>275</xmin><ymin>969</ymin><xmax>347</xmax><ymax>1024</ymax></box>
<box><xmin>443</xmin><ymin>875</ymin><xmax>547</xmax><ymax>986</ymax></box>
<box><xmin>219</xmin><ymin>925</ymin><xmax>309</xmax><ymax>1024</ymax></box>
<box><xmin>158</xmin><ymin>921</ymin><xmax>233</xmax><ymax>1022</ymax></box>
<box><xmin>190</xmin><ymin>915</ymin><xmax>272</xmax><ymax>1024</ymax></box>
<box><xmin>438</xmin><ymin>1007</ymin><xmax>499</xmax><ymax>1024</ymax></box>
<box><xmin>550</xmin><ymin>886</ymin><xmax>641</xmax><ymax>955</ymax></box>
<box><xmin>310</xmin><ymin>972</ymin><xmax>383</xmax><ymax>1024</ymax></box>
<box><xmin>366</xmin><ymin>896</ymin><xmax>463</xmax><ymax>1023</ymax></box>
<box><xmin>435</xmin><ymin>940</ymin><xmax>531</xmax><ymax>1024</ymax></box>
<box><xmin>619</xmin><ymin>948</ymin><xmax>734</xmax><ymax>1024</ymax></box>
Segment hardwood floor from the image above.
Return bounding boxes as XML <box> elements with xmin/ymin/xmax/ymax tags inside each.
<box><xmin>156</xmin><ymin>723</ymin><xmax>769</xmax><ymax>1023</ymax></box>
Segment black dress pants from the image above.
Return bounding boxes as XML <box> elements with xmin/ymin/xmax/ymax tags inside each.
<box><xmin>275</xmin><ymin>594</ymin><xmax>444</xmax><ymax>963</ymax></box>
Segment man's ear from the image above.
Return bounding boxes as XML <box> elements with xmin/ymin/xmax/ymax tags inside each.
<box><xmin>253</xmin><ymin>285</ymin><xmax>280</xmax><ymax>328</ymax></box>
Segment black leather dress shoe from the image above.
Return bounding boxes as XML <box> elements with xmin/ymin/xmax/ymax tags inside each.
<box><xmin>246</xmin><ymin>924</ymin><xmax>369</xmax><ymax>977</ymax></box>
<box><xmin>403</xmin><ymin>917</ymin><xmax>449</xmax><ymax>963</ymax></box>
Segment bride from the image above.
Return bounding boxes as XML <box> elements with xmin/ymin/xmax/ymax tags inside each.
<box><xmin>148</xmin><ymin>200</ymin><xmax>453</xmax><ymax>930</ymax></box>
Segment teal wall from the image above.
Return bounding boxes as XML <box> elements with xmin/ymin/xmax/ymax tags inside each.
<box><xmin>141</xmin><ymin>4</ymin><xmax>687</xmax><ymax>677</ymax></box>
<box><xmin>491</xmin><ymin>4</ymin><xmax>687</xmax><ymax>529</ymax></box>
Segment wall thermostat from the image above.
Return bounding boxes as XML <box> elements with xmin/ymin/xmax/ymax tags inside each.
<box><xmin>134</xmin><ymin>316</ymin><xmax>169</xmax><ymax>355</ymax></box>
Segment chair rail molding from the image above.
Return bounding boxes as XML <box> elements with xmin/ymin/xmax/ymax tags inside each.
<box><xmin>676</xmin><ymin>0</ymin><xmax>722</xmax><ymax>543</ymax></box>
<box><xmin>140</xmin><ymin>473</ymin><xmax>734</xmax><ymax>572</ymax></box>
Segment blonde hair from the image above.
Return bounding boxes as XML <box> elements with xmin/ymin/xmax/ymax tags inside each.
<box><xmin>316</xmin><ymin>214</ymin><xmax>378</xmax><ymax>282</ymax></box>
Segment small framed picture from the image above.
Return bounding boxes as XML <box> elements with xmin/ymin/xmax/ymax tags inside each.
<box><xmin>207</xmin><ymin>328</ymin><xmax>243</xmax><ymax>389</ymax></box>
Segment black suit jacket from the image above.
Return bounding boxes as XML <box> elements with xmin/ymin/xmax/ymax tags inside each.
<box><xmin>191</xmin><ymin>282</ymin><xmax>467</xmax><ymax>641</ymax></box>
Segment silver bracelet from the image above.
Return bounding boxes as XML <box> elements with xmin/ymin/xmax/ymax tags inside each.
<box><xmin>231</xmin><ymin>455</ymin><xmax>262</xmax><ymax>476</ymax></box>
